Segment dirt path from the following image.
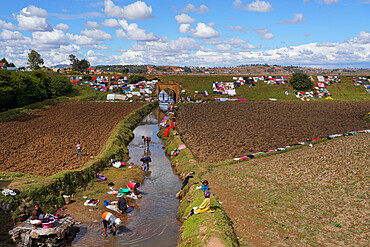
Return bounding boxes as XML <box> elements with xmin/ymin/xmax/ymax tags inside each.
<box><xmin>207</xmin><ymin>134</ymin><xmax>369</xmax><ymax>246</ymax></box>
<box><xmin>0</xmin><ymin>102</ymin><xmax>144</xmax><ymax>176</ymax></box>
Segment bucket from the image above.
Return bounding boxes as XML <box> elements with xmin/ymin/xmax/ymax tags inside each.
<box><xmin>119</xmin><ymin>188</ymin><xmax>130</xmax><ymax>195</ymax></box>
<box><xmin>42</xmin><ymin>218</ymin><xmax>55</xmax><ymax>229</ymax></box>
<box><xmin>63</xmin><ymin>195</ymin><xmax>71</xmax><ymax>204</ymax></box>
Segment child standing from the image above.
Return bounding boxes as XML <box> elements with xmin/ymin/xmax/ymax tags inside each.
<box><xmin>76</xmin><ymin>140</ymin><xmax>85</xmax><ymax>157</ymax></box>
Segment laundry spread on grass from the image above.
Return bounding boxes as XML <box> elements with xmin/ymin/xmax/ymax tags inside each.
<box><xmin>1</xmin><ymin>188</ymin><xmax>20</xmax><ymax>196</ymax></box>
<box><xmin>84</xmin><ymin>199</ymin><xmax>99</xmax><ymax>206</ymax></box>
<box><xmin>233</xmin><ymin>130</ymin><xmax>370</xmax><ymax>161</ymax></box>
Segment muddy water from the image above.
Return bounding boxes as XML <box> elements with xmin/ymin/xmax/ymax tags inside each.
<box><xmin>71</xmin><ymin>111</ymin><xmax>181</xmax><ymax>246</ymax></box>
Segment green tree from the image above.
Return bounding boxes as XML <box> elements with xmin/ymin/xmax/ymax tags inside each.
<box><xmin>27</xmin><ymin>50</ymin><xmax>44</xmax><ymax>70</ymax></box>
<box><xmin>289</xmin><ymin>72</ymin><xmax>313</xmax><ymax>91</ymax></box>
<box><xmin>128</xmin><ymin>74</ymin><xmax>146</xmax><ymax>84</ymax></box>
<box><xmin>0</xmin><ymin>57</ymin><xmax>9</xmax><ymax>66</ymax></box>
<box><xmin>121</xmin><ymin>68</ymin><xmax>129</xmax><ymax>74</ymax></box>
<box><xmin>8</xmin><ymin>63</ymin><xmax>15</xmax><ymax>67</ymax></box>
<box><xmin>69</xmin><ymin>54</ymin><xmax>90</xmax><ymax>73</ymax></box>
<box><xmin>135</xmin><ymin>68</ymin><xmax>143</xmax><ymax>74</ymax></box>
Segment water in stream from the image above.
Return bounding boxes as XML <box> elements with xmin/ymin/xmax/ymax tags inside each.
<box><xmin>72</xmin><ymin>110</ymin><xmax>181</xmax><ymax>246</ymax></box>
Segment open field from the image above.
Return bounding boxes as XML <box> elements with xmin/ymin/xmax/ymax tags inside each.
<box><xmin>176</xmin><ymin>101</ymin><xmax>370</xmax><ymax>163</ymax></box>
<box><xmin>207</xmin><ymin>134</ymin><xmax>369</xmax><ymax>246</ymax></box>
<box><xmin>0</xmin><ymin>102</ymin><xmax>144</xmax><ymax>176</ymax></box>
<box><xmin>157</xmin><ymin>75</ymin><xmax>370</xmax><ymax>101</ymax></box>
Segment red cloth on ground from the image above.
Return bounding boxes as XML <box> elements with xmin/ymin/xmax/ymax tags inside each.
<box><xmin>164</xmin><ymin>127</ymin><xmax>170</xmax><ymax>137</ymax></box>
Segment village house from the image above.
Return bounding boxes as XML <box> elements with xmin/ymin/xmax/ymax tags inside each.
<box><xmin>0</xmin><ymin>63</ymin><xmax>7</xmax><ymax>70</ymax></box>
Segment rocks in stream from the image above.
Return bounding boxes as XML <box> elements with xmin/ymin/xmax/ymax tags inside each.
<box><xmin>9</xmin><ymin>215</ymin><xmax>76</xmax><ymax>247</ymax></box>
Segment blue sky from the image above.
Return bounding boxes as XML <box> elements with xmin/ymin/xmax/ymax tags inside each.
<box><xmin>0</xmin><ymin>0</ymin><xmax>369</xmax><ymax>68</ymax></box>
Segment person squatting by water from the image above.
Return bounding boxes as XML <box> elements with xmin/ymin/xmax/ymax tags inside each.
<box><xmin>30</xmin><ymin>203</ymin><xmax>47</xmax><ymax>229</ymax></box>
<box><xmin>102</xmin><ymin>212</ymin><xmax>121</xmax><ymax>237</ymax></box>
<box><xmin>182</xmin><ymin>191</ymin><xmax>214</xmax><ymax>220</ymax></box>
<box><xmin>140</xmin><ymin>156</ymin><xmax>151</xmax><ymax>171</ymax></box>
<box><xmin>127</xmin><ymin>182</ymin><xmax>141</xmax><ymax>197</ymax></box>
<box><xmin>142</xmin><ymin>136</ymin><xmax>151</xmax><ymax>147</ymax></box>
<box><xmin>76</xmin><ymin>140</ymin><xmax>84</xmax><ymax>157</ymax></box>
<box><xmin>117</xmin><ymin>196</ymin><xmax>127</xmax><ymax>214</ymax></box>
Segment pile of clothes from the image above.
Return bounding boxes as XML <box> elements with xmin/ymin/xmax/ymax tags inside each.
<box><xmin>294</xmin><ymin>88</ymin><xmax>332</xmax><ymax>101</ymax></box>
<box><xmin>1</xmin><ymin>188</ymin><xmax>20</xmax><ymax>196</ymax></box>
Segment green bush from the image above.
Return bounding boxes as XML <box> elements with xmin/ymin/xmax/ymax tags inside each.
<box><xmin>289</xmin><ymin>72</ymin><xmax>313</xmax><ymax>91</ymax></box>
<box><xmin>128</xmin><ymin>74</ymin><xmax>147</xmax><ymax>84</ymax></box>
<box><xmin>0</xmin><ymin>70</ymin><xmax>72</xmax><ymax>111</ymax></box>
<box><xmin>82</xmin><ymin>75</ymin><xmax>92</xmax><ymax>81</ymax></box>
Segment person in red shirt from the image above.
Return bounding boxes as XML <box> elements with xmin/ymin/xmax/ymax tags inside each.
<box><xmin>127</xmin><ymin>182</ymin><xmax>140</xmax><ymax>196</ymax></box>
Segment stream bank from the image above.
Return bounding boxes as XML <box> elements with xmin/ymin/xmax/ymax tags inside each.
<box><xmin>158</xmin><ymin>111</ymin><xmax>239</xmax><ymax>247</ymax></box>
<box><xmin>70</xmin><ymin>109</ymin><xmax>182</xmax><ymax>246</ymax></box>
<box><xmin>0</xmin><ymin>102</ymin><xmax>157</xmax><ymax>246</ymax></box>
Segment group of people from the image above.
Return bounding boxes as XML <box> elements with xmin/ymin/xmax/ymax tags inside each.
<box><xmin>181</xmin><ymin>177</ymin><xmax>214</xmax><ymax>220</ymax></box>
<box><xmin>68</xmin><ymin>132</ymin><xmax>214</xmax><ymax>237</ymax></box>
<box><xmin>101</xmin><ymin>136</ymin><xmax>151</xmax><ymax>236</ymax></box>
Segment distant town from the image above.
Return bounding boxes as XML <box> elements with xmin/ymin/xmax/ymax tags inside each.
<box><xmin>1</xmin><ymin>62</ymin><xmax>369</xmax><ymax>75</ymax></box>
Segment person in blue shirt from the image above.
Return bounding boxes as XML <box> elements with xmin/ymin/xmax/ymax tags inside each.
<box><xmin>201</xmin><ymin>180</ymin><xmax>209</xmax><ymax>192</ymax></box>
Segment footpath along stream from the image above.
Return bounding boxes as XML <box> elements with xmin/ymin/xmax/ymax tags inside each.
<box><xmin>72</xmin><ymin>110</ymin><xmax>182</xmax><ymax>246</ymax></box>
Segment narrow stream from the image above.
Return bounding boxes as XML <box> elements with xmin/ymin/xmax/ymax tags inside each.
<box><xmin>72</xmin><ymin>109</ymin><xmax>181</xmax><ymax>246</ymax></box>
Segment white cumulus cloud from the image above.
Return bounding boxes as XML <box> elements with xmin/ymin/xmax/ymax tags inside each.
<box><xmin>175</xmin><ymin>13</ymin><xmax>195</xmax><ymax>24</ymax></box>
<box><xmin>16</xmin><ymin>5</ymin><xmax>53</xmax><ymax>31</ymax></box>
<box><xmin>193</xmin><ymin>23</ymin><xmax>219</xmax><ymax>39</ymax></box>
<box><xmin>278</xmin><ymin>13</ymin><xmax>304</xmax><ymax>24</ymax></box>
<box><xmin>117</xmin><ymin>19</ymin><xmax>159</xmax><ymax>41</ymax></box>
<box><xmin>0</xmin><ymin>30</ymin><xmax>24</xmax><ymax>40</ymax></box>
<box><xmin>84</xmin><ymin>21</ymin><xmax>101</xmax><ymax>29</ymax></box>
<box><xmin>104</xmin><ymin>0</ymin><xmax>153</xmax><ymax>20</ymax></box>
<box><xmin>181</xmin><ymin>4</ymin><xmax>210</xmax><ymax>14</ymax></box>
<box><xmin>32</xmin><ymin>29</ymin><xmax>69</xmax><ymax>47</ymax></box>
<box><xmin>0</xmin><ymin>20</ymin><xmax>17</xmax><ymax>30</ymax></box>
<box><xmin>81</xmin><ymin>29</ymin><xmax>112</xmax><ymax>41</ymax></box>
<box><xmin>261</xmin><ymin>32</ymin><xmax>275</xmax><ymax>40</ymax></box>
<box><xmin>101</xmin><ymin>18</ymin><xmax>121</xmax><ymax>28</ymax></box>
<box><xmin>233</xmin><ymin>0</ymin><xmax>273</xmax><ymax>13</ymax></box>
<box><xmin>179</xmin><ymin>24</ymin><xmax>191</xmax><ymax>33</ymax></box>
<box><xmin>55</xmin><ymin>23</ymin><xmax>69</xmax><ymax>31</ymax></box>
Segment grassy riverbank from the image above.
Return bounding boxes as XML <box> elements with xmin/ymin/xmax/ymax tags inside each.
<box><xmin>158</xmin><ymin>124</ymin><xmax>239</xmax><ymax>247</ymax></box>
<box><xmin>0</xmin><ymin>102</ymin><xmax>157</xmax><ymax>245</ymax></box>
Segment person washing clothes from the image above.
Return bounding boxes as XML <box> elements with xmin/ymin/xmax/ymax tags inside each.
<box><xmin>182</xmin><ymin>191</ymin><xmax>215</xmax><ymax>220</ymax></box>
<box><xmin>117</xmin><ymin>196</ymin><xmax>127</xmax><ymax>214</ymax></box>
<box><xmin>140</xmin><ymin>156</ymin><xmax>151</xmax><ymax>170</ymax></box>
<box><xmin>76</xmin><ymin>140</ymin><xmax>84</xmax><ymax>157</ymax></box>
<box><xmin>102</xmin><ymin>212</ymin><xmax>121</xmax><ymax>237</ymax></box>
<box><xmin>142</xmin><ymin>136</ymin><xmax>151</xmax><ymax>147</ymax></box>
<box><xmin>30</xmin><ymin>203</ymin><xmax>47</xmax><ymax>229</ymax></box>
<box><xmin>127</xmin><ymin>182</ymin><xmax>141</xmax><ymax>196</ymax></box>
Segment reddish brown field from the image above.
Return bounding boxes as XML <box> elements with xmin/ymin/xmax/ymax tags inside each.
<box><xmin>0</xmin><ymin>102</ymin><xmax>144</xmax><ymax>176</ymax></box>
<box><xmin>208</xmin><ymin>134</ymin><xmax>370</xmax><ymax>246</ymax></box>
<box><xmin>176</xmin><ymin>101</ymin><xmax>370</xmax><ymax>163</ymax></box>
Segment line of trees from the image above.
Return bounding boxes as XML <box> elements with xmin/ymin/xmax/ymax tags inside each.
<box><xmin>0</xmin><ymin>70</ymin><xmax>72</xmax><ymax>111</ymax></box>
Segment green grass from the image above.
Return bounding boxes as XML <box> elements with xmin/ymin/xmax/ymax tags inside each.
<box><xmin>155</xmin><ymin>75</ymin><xmax>370</xmax><ymax>102</ymax></box>
<box><xmin>0</xmin><ymin>84</ymin><xmax>109</xmax><ymax>122</ymax></box>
